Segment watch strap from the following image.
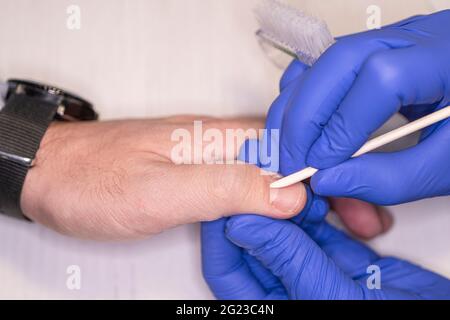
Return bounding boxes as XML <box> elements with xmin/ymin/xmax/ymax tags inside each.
<box><xmin>0</xmin><ymin>94</ymin><xmax>58</xmax><ymax>219</ymax></box>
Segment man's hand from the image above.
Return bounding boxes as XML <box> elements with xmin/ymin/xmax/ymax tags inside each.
<box><xmin>20</xmin><ymin>117</ymin><xmax>307</xmax><ymax>240</ymax></box>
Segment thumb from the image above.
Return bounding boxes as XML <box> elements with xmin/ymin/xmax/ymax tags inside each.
<box><xmin>166</xmin><ymin>129</ymin><xmax>307</xmax><ymax>224</ymax></box>
<box><xmin>176</xmin><ymin>163</ymin><xmax>307</xmax><ymax>222</ymax></box>
<box><xmin>225</xmin><ymin>215</ymin><xmax>364</xmax><ymax>299</ymax></box>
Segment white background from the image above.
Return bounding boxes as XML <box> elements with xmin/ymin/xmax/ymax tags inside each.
<box><xmin>0</xmin><ymin>0</ymin><xmax>449</xmax><ymax>299</ymax></box>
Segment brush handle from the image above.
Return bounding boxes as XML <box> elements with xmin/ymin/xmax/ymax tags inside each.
<box><xmin>270</xmin><ymin>105</ymin><xmax>450</xmax><ymax>189</ymax></box>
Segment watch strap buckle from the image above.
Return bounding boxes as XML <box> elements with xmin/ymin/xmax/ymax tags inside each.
<box><xmin>0</xmin><ymin>150</ymin><xmax>34</xmax><ymax>167</ymax></box>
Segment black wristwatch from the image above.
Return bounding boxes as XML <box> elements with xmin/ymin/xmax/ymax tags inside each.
<box><xmin>0</xmin><ymin>79</ymin><xmax>98</xmax><ymax>220</ymax></box>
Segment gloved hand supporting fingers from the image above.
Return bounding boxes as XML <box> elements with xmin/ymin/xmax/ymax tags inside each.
<box><xmin>225</xmin><ymin>215</ymin><xmax>365</xmax><ymax>299</ymax></box>
<box><xmin>279</xmin><ymin>59</ymin><xmax>309</xmax><ymax>91</ymax></box>
<box><xmin>287</xmin><ymin>195</ymin><xmax>381</xmax><ymax>279</ymax></box>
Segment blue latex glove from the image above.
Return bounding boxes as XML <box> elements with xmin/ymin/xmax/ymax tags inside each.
<box><xmin>268</xmin><ymin>11</ymin><xmax>450</xmax><ymax>205</ymax></box>
<box><xmin>201</xmin><ymin>186</ymin><xmax>328</xmax><ymax>300</ymax></box>
<box><xmin>202</xmin><ymin>213</ymin><xmax>450</xmax><ymax>300</ymax></box>
<box><xmin>202</xmin><ymin>136</ymin><xmax>450</xmax><ymax>300</ymax></box>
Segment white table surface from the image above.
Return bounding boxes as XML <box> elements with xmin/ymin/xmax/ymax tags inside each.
<box><xmin>0</xmin><ymin>0</ymin><xmax>449</xmax><ymax>299</ymax></box>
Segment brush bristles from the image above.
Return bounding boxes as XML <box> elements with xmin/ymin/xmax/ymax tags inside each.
<box><xmin>255</xmin><ymin>0</ymin><xmax>334</xmax><ymax>65</ymax></box>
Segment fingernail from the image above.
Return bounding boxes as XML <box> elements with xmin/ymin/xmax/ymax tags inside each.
<box><xmin>270</xmin><ymin>183</ymin><xmax>306</xmax><ymax>214</ymax></box>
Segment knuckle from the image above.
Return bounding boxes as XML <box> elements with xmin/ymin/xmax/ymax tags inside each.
<box><xmin>327</xmin><ymin>38</ymin><xmax>362</xmax><ymax>62</ymax></box>
<box><xmin>206</xmin><ymin>165</ymin><xmax>257</xmax><ymax>206</ymax></box>
<box><xmin>206</xmin><ymin>166</ymin><xmax>240</xmax><ymax>202</ymax></box>
<box><xmin>363</xmin><ymin>52</ymin><xmax>405</xmax><ymax>91</ymax></box>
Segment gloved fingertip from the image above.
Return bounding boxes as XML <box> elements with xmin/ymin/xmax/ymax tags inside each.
<box><xmin>308</xmin><ymin>195</ymin><xmax>330</xmax><ymax>223</ymax></box>
<box><xmin>309</xmin><ymin>171</ymin><xmax>325</xmax><ymax>196</ymax></box>
<box><xmin>201</xmin><ymin>218</ymin><xmax>226</xmax><ymax>233</ymax></box>
<box><xmin>225</xmin><ymin>218</ymin><xmax>252</xmax><ymax>246</ymax></box>
<box><xmin>225</xmin><ymin>216</ymin><xmax>244</xmax><ymax>232</ymax></box>
<box><xmin>310</xmin><ymin>167</ymin><xmax>344</xmax><ymax>197</ymax></box>
<box><xmin>279</xmin><ymin>59</ymin><xmax>309</xmax><ymax>91</ymax></box>
<box><xmin>238</xmin><ymin>139</ymin><xmax>260</xmax><ymax>164</ymax></box>
<box><xmin>291</xmin><ymin>187</ymin><xmax>329</xmax><ymax>225</ymax></box>
<box><xmin>225</xmin><ymin>215</ymin><xmax>274</xmax><ymax>247</ymax></box>
<box><xmin>300</xmin><ymin>185</ymin><xmax>315</xmax><ymax>212</ymax></box>
<box><xmin>226</xmin><ymin>215</ymin><xmax>266</xmax><ymax>233</ymax></box>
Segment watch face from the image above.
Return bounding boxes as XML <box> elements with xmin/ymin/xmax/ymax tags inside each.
<box><xmin>6</xmin><ymin>79</ymin><xmax>98</xmax><ymax>121</ymax></box>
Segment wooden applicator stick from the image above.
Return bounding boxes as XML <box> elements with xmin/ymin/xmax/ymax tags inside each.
<box><xmin>270</xmin><ymin>106</ymin><xmax>450</xmax><ymax>189</ymax></box>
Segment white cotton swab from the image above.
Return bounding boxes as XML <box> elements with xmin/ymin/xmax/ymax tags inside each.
<box><xmin>270</xmin><ymin>105</ymin><xmax>450</xmax><ymax>189</ymax></box>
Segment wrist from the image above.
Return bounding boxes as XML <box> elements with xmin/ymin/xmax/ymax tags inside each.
<box><xmin>20</xmin><ymin>123</ymin><xmax>70</xmax><ymax>222</ymax></box>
